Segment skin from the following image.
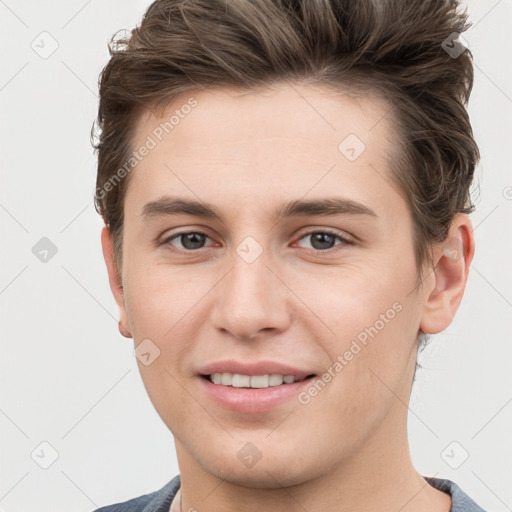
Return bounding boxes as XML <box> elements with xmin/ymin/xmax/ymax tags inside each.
<box><xmin>101</xmin><ymin>83</ymin><xmax>474</xmax><ymax>512</ymax></box>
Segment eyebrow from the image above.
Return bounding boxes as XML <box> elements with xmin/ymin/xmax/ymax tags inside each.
<box><xmin>141</xmin><ymin>196</ymin><xmax>377</xmax><ymax>221</ymax></box>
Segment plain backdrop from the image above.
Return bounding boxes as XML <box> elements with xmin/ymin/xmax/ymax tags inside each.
<box><xmin>1</xmin><ymin>1</ymin><xmax>511</xmax><ymax>511</ymax></box>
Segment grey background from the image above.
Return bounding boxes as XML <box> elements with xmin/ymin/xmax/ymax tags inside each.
<box><xmin>1</xmin><ymin>1</ymin><xmax>511</xmax><ymax>511</ymax></box>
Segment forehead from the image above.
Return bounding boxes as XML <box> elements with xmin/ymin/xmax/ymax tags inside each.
<box><xmin>127</xmin><ymin>83</ymin><xmax>403</xmax><ymax>219</ymax></box>
<box><xmin>135</xmin><ymin>83</ymin><xmax>393</xmax><ymax>153</ymax></box>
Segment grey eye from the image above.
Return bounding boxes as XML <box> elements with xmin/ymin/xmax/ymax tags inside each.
<box><xmin>297</xmin><ymin>231</ymin><xmax>349</xmax><ymax>251</ymax></box>
<box><xmin>168</xmin><ymin>232</ymin><xmax>210</xmax><ymax>250</ymax></box>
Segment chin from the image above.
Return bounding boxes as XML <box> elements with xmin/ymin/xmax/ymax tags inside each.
<box><xmin>196</xmin><ymin>439</ymin><xmax>323</xmax><ymax>489</ymax></box>
<box><xmin>210</xmin><ymin>460</ymin><xmax>312</xmax><ymax>489</ymax></box>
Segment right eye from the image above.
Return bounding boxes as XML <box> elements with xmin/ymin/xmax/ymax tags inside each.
<box><xmin>162</xmin><ymin>231</ymin><xmax>217</xmax><ymax>251</ymax></box>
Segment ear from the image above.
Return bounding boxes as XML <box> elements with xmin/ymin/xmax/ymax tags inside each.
<box><xmin>101</xmin><ymin>226</ymin><xmax>132</xmax><ymax>338</ymax></box>
<box><xmin>420</xmin><ymin>214</ymin><xmax>475</xmax><ymax>335</ymax></box>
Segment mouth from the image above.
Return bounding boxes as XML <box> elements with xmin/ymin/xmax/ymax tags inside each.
<box><xmin>196</xmin><ymin>360</ymin><xmax>318</xmax><ymax>413</ymax></box>
<box><xmin>200</xmin><ymin>372</ymin><xmax>317</xmax><ymax>388</ymax></box>
<box><xmin>198</xmin><ymin>372</ymin><xmax>317</xmax><ymax>413</ymax></box>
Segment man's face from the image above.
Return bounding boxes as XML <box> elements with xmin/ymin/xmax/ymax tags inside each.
<box><xmin>115</xmin><ymin>84</ymin><xmax>429</xmax><ymax>486</ymax></box>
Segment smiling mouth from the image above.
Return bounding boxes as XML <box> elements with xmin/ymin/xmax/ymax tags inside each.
<box><xmin>201</xmin><ymin>373</ymin><xmax>316</xmax><ymax>389</ymax></box>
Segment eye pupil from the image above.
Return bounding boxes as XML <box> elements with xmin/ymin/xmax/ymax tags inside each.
<box><xmin>181</xmin><ymin>232</ymin><xmax>205</xmax><ymax>250</ymax></box>
<box><xmin>310</xmin><ymin>232</ymin><xmax>336</xmax><ymax>250</ymax></box>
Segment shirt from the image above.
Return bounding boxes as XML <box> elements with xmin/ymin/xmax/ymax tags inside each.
<box><xmin>92</xmin><ymin>474</ymin><xmax>487</xmax><ymax>512</ymax></box>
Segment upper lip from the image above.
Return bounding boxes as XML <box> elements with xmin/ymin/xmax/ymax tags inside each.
<box><xmin>197</xmin><ymin>360</ymin><xmax>315</xmax><ymax>379</ymax></box>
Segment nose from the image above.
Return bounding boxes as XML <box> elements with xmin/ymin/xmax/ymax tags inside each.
<box><xmin>210</xmin><ymin>244</ymin><xmax>291</xmax><ymax>341</ymax></box>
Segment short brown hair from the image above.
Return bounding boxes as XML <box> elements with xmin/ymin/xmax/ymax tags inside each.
<box><xmin>92</xmin><ymin>0</ymin><xmax>479</xmax><ymax>269</ymax></box>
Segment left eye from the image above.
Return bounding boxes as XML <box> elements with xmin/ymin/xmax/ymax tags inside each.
<box><xmin>296</xmin><ymin>230</ymin><xmax>352</xmax><ymax>251</ymax></box>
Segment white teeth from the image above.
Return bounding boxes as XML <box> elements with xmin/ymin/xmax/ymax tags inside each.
<box><xmin>208</xmin><ymin>373</ymin><xmax>304</xmax><ymax>388</ymax></box>
<box><xmin>269</xmin><ymin>374</ymin><xmax>284</xmax><ymax>386</ymax></box>
<box><xmin>221</xmin><ymin>373</ymin><xmax>232</xmax><ymax>385</ymax></box>
<box><xmin>232</xmin><ymin>374</ymin><xmax>251</xmax><ymax>387</ymax></box>
<box><xmin>250</xmin><ymin>375</ymin><xmax>269</xmax><ymax>388</ymax></box>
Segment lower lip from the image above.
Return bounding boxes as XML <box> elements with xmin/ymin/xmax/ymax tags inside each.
<box><xmin>198</xmin><ymin>376</ymin><xmax>315</xmax><ymax>414</ymax></box>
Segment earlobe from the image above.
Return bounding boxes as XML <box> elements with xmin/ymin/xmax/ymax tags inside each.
<box><xmin>100</xmin><ymin>226</ymin><xmax>133</xmax><ymax>339</ymax></box>
<box><xmin>420</xmin><ymin>215</ymin><xmax>475</xmax><ymax>335</ymax></box>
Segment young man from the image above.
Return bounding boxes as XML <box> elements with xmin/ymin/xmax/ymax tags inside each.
<box><xmin>92</xmin><ymin>0</ymin><xmax>486</xmax><ymax>511</ymax></box>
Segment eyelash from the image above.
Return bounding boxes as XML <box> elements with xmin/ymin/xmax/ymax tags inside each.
<box><xmin>160</xmin><ymin>229</ymin><xmax>354</xmax><ymax>253</ymax></box>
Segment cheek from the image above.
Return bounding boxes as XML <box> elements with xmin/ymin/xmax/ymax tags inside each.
<box><xmin>122</xmin><ymin>263</ymin><xmax>217</xmax><ymax>400</ymax></box>
<box><xmin>295</xmin><ymin>260</ymin><xmax>421</xmax><ymax>402</ymax></box>
<box><xmin>290</xmin><ymin>260</ymin><xmax>414</xmax><ymax>343</ymax></box>
<box><xmin>122</xmin><ymin>260</ymin><xmax>200</xmax><ymax>339</ymax></box>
